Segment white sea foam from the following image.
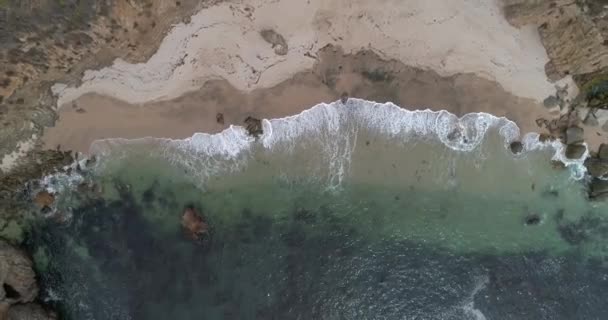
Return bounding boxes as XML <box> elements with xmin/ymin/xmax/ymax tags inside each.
<box><xmin>79</xmin><ymin>99</ymin><xmax>589</xmax><ymax>188</ymax></box>
<box><xmin>461</xmin><ymin>275</ymin><xmax>489</xmax><ymax>320</ymax></box>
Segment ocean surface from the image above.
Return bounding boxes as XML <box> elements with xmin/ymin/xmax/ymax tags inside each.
<box><xmin>27</xmin><ymin>100</ymin><xmax>608</xmax><ymax>320</ymax></box>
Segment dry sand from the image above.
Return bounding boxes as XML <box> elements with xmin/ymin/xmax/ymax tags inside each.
<box><xmin>44</xmin><ymin>46</ymin><xmax>556</xmax><ymax>153</ymax></box>
<box><xmin>42</xmin><ymin>0</ymin><xmax>586</xmax><ymax>154</ymax></box>
<box><xmin>52</xmin><ymin>0</ymin><xmax>561</xmax><ymax>106</ymax></box>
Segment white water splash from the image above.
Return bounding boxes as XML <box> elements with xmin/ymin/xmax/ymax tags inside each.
<box><xmin>462</xmin><ymin>275</ymin><xmax>489</xmax><ymax>320</ymax></box>
<box><xmin>60</xmin><ymin>99</ymin><xmax>588</xmax><ymax>190</ymax></box>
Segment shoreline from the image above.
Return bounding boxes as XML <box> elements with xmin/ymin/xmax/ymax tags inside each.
<box><xmin>7</xmin><ymin>0</ymin><xmax>608</xmax><ymax>174</ymax></box>
<box><xmin>3</xmin><ymin>1</ymin><xmax>608</xmax><ymax>319</ymax></box>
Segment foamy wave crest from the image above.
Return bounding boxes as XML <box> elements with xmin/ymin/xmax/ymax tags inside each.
<box><xmin>168</xmin><ymin>126</ymin><xmax>254</xmax><ymax>183</ymax></box>
<box><xmin>88</xmin><ymin>126</ymin><xmax>254</xmax><ymax>184</ymax></box>
<box><xmin>262</xmin><ymin>100</ymin><xmax>520</xmax><ymax>152</ymax></box>
<box><xmin>258</xmin><ymin>99</ymin><xmax>523</xmax><ymax>188</ymax></box>
<box><xmin>89</xmin><ymin>99</ymin><xmax>587</xmax><ymax>187</ymax></box>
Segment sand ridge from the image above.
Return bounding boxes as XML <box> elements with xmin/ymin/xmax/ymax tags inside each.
<box><xmin>52</xmin><ymin>0</ymin><xmax>564</xmax><ymax>108</ymax></box>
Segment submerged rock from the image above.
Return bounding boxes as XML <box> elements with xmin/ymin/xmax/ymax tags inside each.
<box><xmin>589</xmin><ymin>179</ymin><xmax>608</xmax><ymax>201</ymax></box>
<box><xmin>0</xmin><ymin>240</ymin><xmax>38</xmax><ymax>304</ymax></box>
<box><xmin>599</xmin><ymin>143</ymin><xmax>608</xmax><ymax>160</ymax></box>
<box><xmin>524</xmin><ymin>214</ymin><xmax>541</xmax><ymax>226</ymax></box>
<box><xmin>244</xmin><ymin>116</ymin><xmax>263</xmax><ymax>137</ymax></box>
<box><xmin>565</xmin><ymin>143</ymin><xmax>586</xmax><ymax>159</ymax></box>
<box><xmin>585</xmin><ymin>158</ymin><xmax>608</xmax><ymax>178</ymax></box>
<box><xmin>565</xmin><ymin>126</ymin><xmax>584</xmax><ymax>144</ymax></box>
<box><xmin>509</xmin><ymin>141</ymin><xmax>523</xmax><ymax>154</ymax></box>
<box><xmin>33</xmin><ymin>191</ymin><xmax>54</xmax><ymax>208</ymax></box>
<box><xmin>181</xmin><ymin>207</ymin><xmax>209</xmax><ymax>242</ymax></box>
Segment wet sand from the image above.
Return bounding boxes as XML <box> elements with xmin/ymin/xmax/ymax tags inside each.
<box><xmin>43</xmin><ymin>47</ymin><xmax>554</xmax><ymax>153</ymax></box>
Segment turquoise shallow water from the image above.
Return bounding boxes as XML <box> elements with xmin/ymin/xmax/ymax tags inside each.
<box><xmin>28</xmin><ymin>101</ymin><xmax>608</xmax><ymax>319</ymax></box>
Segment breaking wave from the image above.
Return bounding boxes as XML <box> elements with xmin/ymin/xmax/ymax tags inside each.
<box><xmin>88</xmin><ymin>98</ymin><xmax>588</xmax><ymax>187</ymax></box>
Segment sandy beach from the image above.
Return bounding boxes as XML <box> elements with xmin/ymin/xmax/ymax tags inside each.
<box><xmin>40</xmin><ymin>0</ymin><xmax>581</xmax><ymax>154</ymax></box>
<box><xmin>44</xmin><ymin>45</ymin><xmax>558</xmax><ymax>153</ymax></box>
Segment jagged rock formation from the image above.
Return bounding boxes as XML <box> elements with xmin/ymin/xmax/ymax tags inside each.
<box><xmin>504</xmin><ymin>0</ymin><xmax>608</xmax><ymax>190</ymax></box>
<box><xmin>503</xmin><ymin>0</ymin><xmax>608</xmax><ymax>83</ymax></box>
<box><xmin>504</xmin><ymin>0</ymin><xmax>608</xmax><ymax>134</ymax></box>
<box><xmin>0</xmin><ymin>239</ymin><xmax>54</xmax><ymax>319</ymax></box>
<box><xmin>0</xmin><ymin>150</ymin><xmax>74</xmax><ymax>242</ymax></box>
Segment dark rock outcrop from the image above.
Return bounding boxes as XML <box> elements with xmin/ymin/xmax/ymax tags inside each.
<box><xmin>260</xmin><ymin>29</ymin><xmax>288</xmax><ymax>56</ymax></box>
<box><xmin>216</xmin><ymin>112</ymin><xmax>225</xmax><ymax>125</ymax></box>
<box><xmin>340</xmin><ymin>91</ymin><xmax>349</xmax><ymax>104</ymax></box>
<box><xmin>503</xmin><ymin>0</ymin><xmax>608</xmax><ymax>123</ymax></box>
<box><xmin>565</xmin><ymin>126</ymin><xmax>584</xmax><ymax>144</ymax></box>
<box><xmin>509</xmin><ymin>141</ymin><xmax>524</xmax><ymax>154</ymax></box>
<box><xmin>589</xmin><ymin>179</ymin><xmax>608</xmax><ymax>201</ymax></box>
<box><xmin>585</xmin><ymin>158</ymin><xmax>608</xmax><ymax>179</ymax></box>
<box><xmin>504</xmin><ymin>0</ymin><xmax>608</xmax><ymax>82</ymax></box>
<box><xmin>244</xmin><ymin>116</ymin><xmax>263</xmax><ymax>137</ymax></box>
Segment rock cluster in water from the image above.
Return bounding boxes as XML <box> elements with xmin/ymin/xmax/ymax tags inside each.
<box><xmin>181</xmin><ymin>206</ymin><xmax>210</xmax><ymax>242</ymax></box>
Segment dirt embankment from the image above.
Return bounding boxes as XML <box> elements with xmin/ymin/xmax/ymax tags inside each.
<box><xmin>0</xmin><ymin>0</ymin><xmax>218</xmax><ymax>173</ymax></box>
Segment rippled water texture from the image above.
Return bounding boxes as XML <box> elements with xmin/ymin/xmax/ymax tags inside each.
<box><xmin>29</xmin><ymin>101</ymin><xmax>608</xmax><ymax>320</ymax></box>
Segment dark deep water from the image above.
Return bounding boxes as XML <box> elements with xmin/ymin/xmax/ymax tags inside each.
<box><xmin>25</xmin><ymin>177</ymin><xmax>608</xmax><ymax>320</ymax></box>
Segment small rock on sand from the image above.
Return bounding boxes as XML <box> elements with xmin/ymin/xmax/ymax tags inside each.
<box><xmin>543</xmin><ymin>95</ymin><xmax>559</xmax><ymax>108</ymax></box>
<box><xmin>583</xmin><ymin>112</ymin><xmax>599</xmax><ymax>126</ymax></box>
<box><xmin>216</xmin><ymin>112</ymin><xmax>225</xmax><ymax>125</ymax></box>
<box><xmin>259</xmin><ymin>29</ymin><xmax>288</xmax><ymax>56</ymax></box>
<box><xmin>565</xmin><ymin>126</ymin><xmax>584</xmax><ymax>144</ymax></box>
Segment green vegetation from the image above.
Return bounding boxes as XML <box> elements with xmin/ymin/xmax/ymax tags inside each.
<box><xmin>0</xmin><ymin>220</ymin><xmax>24</xmax><ymax>243</ymax></box>
<box><xmin>580</xmin><ymin>73</ymin><xmax>608</xmax><ymax>97</ymax></box>
<box><xmin>576</xmin><ymin>71</ymin><xmax>608</xmax><ymax>109</ymax></box>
